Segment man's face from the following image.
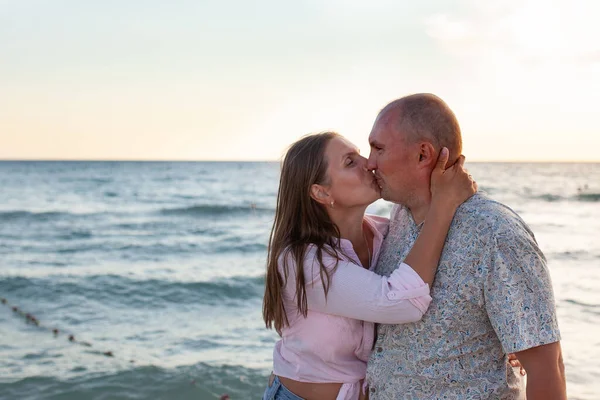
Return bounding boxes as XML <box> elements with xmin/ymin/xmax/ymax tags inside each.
<box><xmin>367</xmin><ymin>114</ymin><xmax>419</xmax><ymax>205</ymax></box>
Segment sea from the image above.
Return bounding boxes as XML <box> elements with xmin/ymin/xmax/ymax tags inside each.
<box><xmin>0</xmin><ymin>161</ymin><xmax>598</xmax><ymax>400</ymax></box>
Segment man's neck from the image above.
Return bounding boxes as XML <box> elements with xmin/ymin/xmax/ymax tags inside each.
<box><xmin>401</xmin><ymin>184</ymin><xmax>432</xmax><ymax>226</ymax></box>
<box><xmin>408</xmin><ymin>199</ymin><xmax>431</xmax><ymax>226</ymax></box>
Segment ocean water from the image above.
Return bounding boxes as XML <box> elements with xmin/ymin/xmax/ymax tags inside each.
<box><xmin>0</xmin><ymin>161</ymin><xmax>598</xmax><ymax>400</ymax></box>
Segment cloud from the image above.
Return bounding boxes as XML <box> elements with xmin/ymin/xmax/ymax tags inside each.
<box><xmin>424</xmin><ymin>0</ymin><xmax>600</xmax><ymax>110</ymax></box>
<box><xmin>426</xmin><ymin>0</ymin><xmax>600</xmax><ymax>64</ymax></box>
<box><xmin>421</xmin><ymin>0</ymin><xmax>600</xmax><ymax>161</ymax></box>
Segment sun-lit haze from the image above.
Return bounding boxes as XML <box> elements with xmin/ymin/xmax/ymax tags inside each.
<box><xmin>1</xmin><ymin>0</ymin><xmax>599</xmax><ymax>161</ymax></box>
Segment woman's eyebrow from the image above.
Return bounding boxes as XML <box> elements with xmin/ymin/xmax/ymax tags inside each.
<box><xmin>342</xmin><ymin>150</ymin><xmax>359</xmax><ymax>159</ymax></box>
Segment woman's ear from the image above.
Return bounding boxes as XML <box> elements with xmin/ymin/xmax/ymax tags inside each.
<box><xmin>417</xmin><ymin>142</ymin><xmax>437</xmax><ymax>169</ymax></box>
<box><xmin>310</xmin><ymin>183</ymin><xmax>331</xmax><ymax>205</ymax></box>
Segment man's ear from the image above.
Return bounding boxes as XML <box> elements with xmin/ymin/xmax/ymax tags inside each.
<box><xmin>417</xmin><ymin>142</ymin><xmax>437</xmax><ymax>169</ymax></box>
<box><xmin>310</xmin><ymin>183</ymin><xmax>331</xmax><ymax>205</ymax></box>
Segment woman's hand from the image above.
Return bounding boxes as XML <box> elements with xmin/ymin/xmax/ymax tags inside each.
<box><xmin>508</xmin><ymin>353</ymin><xmax>527</xmax><ymax>376</ymax></box>
<box><xmin>403</xmin><ymin>147</ymin><xmax>477</xmax><ymax>286</ymax></box>
<box><xmin>430</xmin><ymin>147</ymin><xmax>477</xmax><ymax>210</ymax></box>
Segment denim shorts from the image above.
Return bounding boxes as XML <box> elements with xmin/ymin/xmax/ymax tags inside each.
<box><xmin>262</xmin><ymin>375</ymin><xmax>305</xmax><ymax>400</ymax></box>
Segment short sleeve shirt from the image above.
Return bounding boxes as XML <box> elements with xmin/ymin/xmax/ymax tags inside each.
<box><xmin>366</xmin><ymin>193</ymin><xmax>561</xmax><ymax>399</ymax></box>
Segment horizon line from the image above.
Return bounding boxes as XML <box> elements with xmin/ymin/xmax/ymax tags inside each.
<box><xmin>1</xmin><ymin>158</ymin><xmax>599</xmax><ymax>164</ymax></box>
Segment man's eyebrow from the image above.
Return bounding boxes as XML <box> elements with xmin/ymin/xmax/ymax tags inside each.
<box><xmin>370</xmin><ymin>140</ymin><xmax>383</xmax><ymax>147</ymax></box>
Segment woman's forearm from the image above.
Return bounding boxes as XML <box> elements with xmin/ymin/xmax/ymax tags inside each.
<box><xmin>403</xmin><ymin>199</ymin><xmax>456</xmax><ymax>285</ymax></box>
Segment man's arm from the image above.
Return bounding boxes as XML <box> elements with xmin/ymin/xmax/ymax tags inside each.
<box><xmin>483</xmin><ymin>206</ymin><xmax>564</xmax><ymax>398</ymax></box>
<box><xmin>515</xmin><ymin>341</ymin><xmax>566</xmax><ymax>400</ymax></box>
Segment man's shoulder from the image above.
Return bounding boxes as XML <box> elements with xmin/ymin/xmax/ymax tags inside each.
<box><xmin>458</xmin><ymin>192</ymin><xmax>516</xmax><ymax>217</ymax></box>
<box><xmin>389</xmin><ymin>192</ymin><xmax>520</xmax><ymax>222</ymax></box>
<box><xmin>387</xmin><ymin>192</ymin><xmax>535</xmax><ymax>242</ymax></box>
<box><xmin>455</xmin><ymin>192</ymin><xmax>532</xmax><ymax>236</ymax></box>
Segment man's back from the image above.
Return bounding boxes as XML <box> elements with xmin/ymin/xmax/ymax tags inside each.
<box><xmin>366</xmin><ymin>193</ymin><xmax>560</xmax><ymax>399</ymax></box>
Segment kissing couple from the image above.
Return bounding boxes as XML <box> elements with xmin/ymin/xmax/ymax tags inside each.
<box><xmin>262</xmin><ymin>94</ymin><xmax>565</xmax><ymax>400</ymax></box>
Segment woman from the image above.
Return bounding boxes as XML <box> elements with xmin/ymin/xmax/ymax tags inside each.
<box><xmin>262</xmin><ymin>132</ymin><xmax>476</xmax><ymax>400</ymax></box>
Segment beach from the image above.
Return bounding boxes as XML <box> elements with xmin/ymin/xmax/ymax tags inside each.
<box><xmin>0</xmin><ymin>161</ymin><xmax>599</xmax><ymax>400</ymax></box>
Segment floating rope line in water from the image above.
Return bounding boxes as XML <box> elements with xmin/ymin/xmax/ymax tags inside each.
<box><xmin>1</xmin><ymin>296</ymin><xmax>234</xmax><ymax>399</ymax></box>
<box><xmin>1</xmin><ymin>296</ymin><xmax>122</xmax><ymax>359</ymax></box>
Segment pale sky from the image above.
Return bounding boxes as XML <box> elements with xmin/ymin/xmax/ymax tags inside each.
<box><xmin>1</xmin><ymin>0</ymin><xmax>599</xmax><ymax>161</ymax></box>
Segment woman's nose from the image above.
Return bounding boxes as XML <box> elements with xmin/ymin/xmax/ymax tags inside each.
<box><xmin>358</xmin><ymin>155</ymin><xmax>369</xmax><ymax>170</ymax></box>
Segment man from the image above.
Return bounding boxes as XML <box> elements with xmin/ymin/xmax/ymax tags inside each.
<box><xmin>365</xmin><ymin>94</ymin><xmax>566</xmax><ymax>399</ymax></box>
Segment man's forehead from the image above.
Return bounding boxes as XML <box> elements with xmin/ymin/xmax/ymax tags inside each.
<box><xmin>374</xmin><ymin>106</ymin><xmax>412</xmax><ymax>140</ymax></box>
<box><xmin>369</xmin><ymin>116</ymin><xmax>395</xmax><ymax>142</ymax></box>
<box><xmin>377</xmin><ymin>108</ymin><xmax>396</xmax><ymax>123</ymax></box>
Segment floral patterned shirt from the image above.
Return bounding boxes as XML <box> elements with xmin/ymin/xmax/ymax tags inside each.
<box><xmin>366</xmin><ymin>193</ymin><xmax>561</xmax><ymax>399</ymax></box>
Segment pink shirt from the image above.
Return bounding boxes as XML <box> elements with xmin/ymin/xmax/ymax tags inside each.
<box><xmin>272</xmin><ymin>215</ymin><xmax>432</xmax><ymax>400</ymax></box>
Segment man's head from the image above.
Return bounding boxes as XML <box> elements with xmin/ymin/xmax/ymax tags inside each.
<box><xmin>367</xmin><ymin>93</ymin><xmax>462</xmax><ymax>207</ymax></box>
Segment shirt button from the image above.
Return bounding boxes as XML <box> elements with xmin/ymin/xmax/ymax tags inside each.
<box><xmin>370</xmin><ymin>387</ymin><xmax>376</xmax><ymax>393</ymax></box>
<box><xmin>377</xmin><ymin>347</ymin><xmax>383</xmax><ymax>353</ymax></box>
<box><xmin>389</xmin><ymin>292</ymin><xmax>396</xmax><ymax>298</ymax></box>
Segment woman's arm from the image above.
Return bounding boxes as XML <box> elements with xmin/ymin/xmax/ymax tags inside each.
<box><xmin>302</xmin><ymin>256</ymin><xmax>431</xmax><ymax>324</ymax></box>
<box><xmin>288</xmin><ymin>148</ymin><xmax>474</xmax><ymax>323</ymax></box>
<box><xmin>404</xmin><ymin>148</ymin><xmax>476</xmax><ymax>285</ymax></box>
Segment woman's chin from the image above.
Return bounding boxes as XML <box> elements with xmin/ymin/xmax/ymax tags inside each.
<box><xmin>365</xmin><ymin>190</ymin><xmax>382</xmax><ymax>204</ymax></box>
<box><xmin>371</xmin><ymin>186</ymin><xmax>383</xmax><ymax>199</ymax></box>
<box><xmin>353</xmin><ymin>196</ymin><xmax>380</xmax><ymax>209</ymax></box>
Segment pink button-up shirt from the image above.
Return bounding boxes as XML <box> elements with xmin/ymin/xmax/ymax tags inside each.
<box><xmin>272</xmin><ymin>215</ymin><xmax>432</xmax><ymax>400</ymax></box>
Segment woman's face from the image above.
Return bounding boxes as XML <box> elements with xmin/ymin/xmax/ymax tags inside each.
<box><xmin>321</xmin><ymin>136</ymin><xmax>381</xmax><ymax>208</ymax></box>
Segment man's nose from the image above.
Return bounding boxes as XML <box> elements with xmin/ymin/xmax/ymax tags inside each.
<box><xmin>367</xmin><ymin>153</ymin><xmax>377</xmax><ymax>171</ymax></box>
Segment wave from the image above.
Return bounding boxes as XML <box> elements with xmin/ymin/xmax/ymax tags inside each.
<box><xmin>564</xmin><ymin>298</ymin><xmax>600</xmax><ymax>308</ymax></box>
<box><xmin>56</xmin><ymin>230</ymin><xmax>94</xmax><ymax>240</ymax></box>
<box><xmin>0</xmin><ymin>210</ymin><xmax>106</xmax><ymax>222</ymax></box>
<box><xmin>114</xmin><ymin>240</ymin><xmax>267</xmax><ymax>256</ymax></box>
<box><xmin>576</xmin><ymin>192</ymin><xmax>600</xmax><ymax>202</ymax></box>
<box><xmin>0</xmin><ymin>363</ymin><xmax>268</xmax><ymax>400</ymax></box>
<box><xmin>210</xmin><ymin>242</ymin><xmax>267</xmax><ymax>254</ymax></box>
<box><xmin>57</xmin><ymin>177</ymin><xmax>114</xmax><ymax>185</ymax></box>
<box><xmin>8</xmin><ymin>237</ymin><xmax>267</xmax><ymax>258</ymax></box>
<box><xmin>531</xmin><ymin>192</ymin><xmax>600</xmax><ymax>202</ymax></box>
<box><xmin>159</xmin><ymin>204</ymin><xmax>273</xmax><ymax>218</ymax></box>
<box><xmin>0</xmin><ymin>275</ymin><xmax>266</xmax><ymax>308</ymax></box>
<box><xmin>0</xmin><ymin>210</ymin><xmax>70</xmax><ymax>221</ymax></box>
<box><xmin>533</xmin><ymin>194</ymin><xmax>563</xmax><ymax>202</ymax></box>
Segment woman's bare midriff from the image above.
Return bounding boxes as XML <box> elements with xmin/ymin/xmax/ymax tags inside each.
<box><xmin>276</xmin><ymin>375</ymin><xmax>369</xmax><ymax>400</ymax></box>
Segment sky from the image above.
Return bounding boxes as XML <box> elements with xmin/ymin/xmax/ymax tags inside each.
<box><xmin>1</xmin><ymin>0</ymin><xmax>599</xmax><ymax>161</ymax></box>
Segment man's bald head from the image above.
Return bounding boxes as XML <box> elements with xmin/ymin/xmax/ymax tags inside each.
<box><xmin>378</xmin><ymin>93</ymin><xmax>462</xmax><ymax>162</ymax></box>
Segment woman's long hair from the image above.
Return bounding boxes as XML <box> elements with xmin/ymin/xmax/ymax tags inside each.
<box><xmin>262</xmin><ymin>132</ymin><xmax>343</xmax><ymax>333</ymax></box>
